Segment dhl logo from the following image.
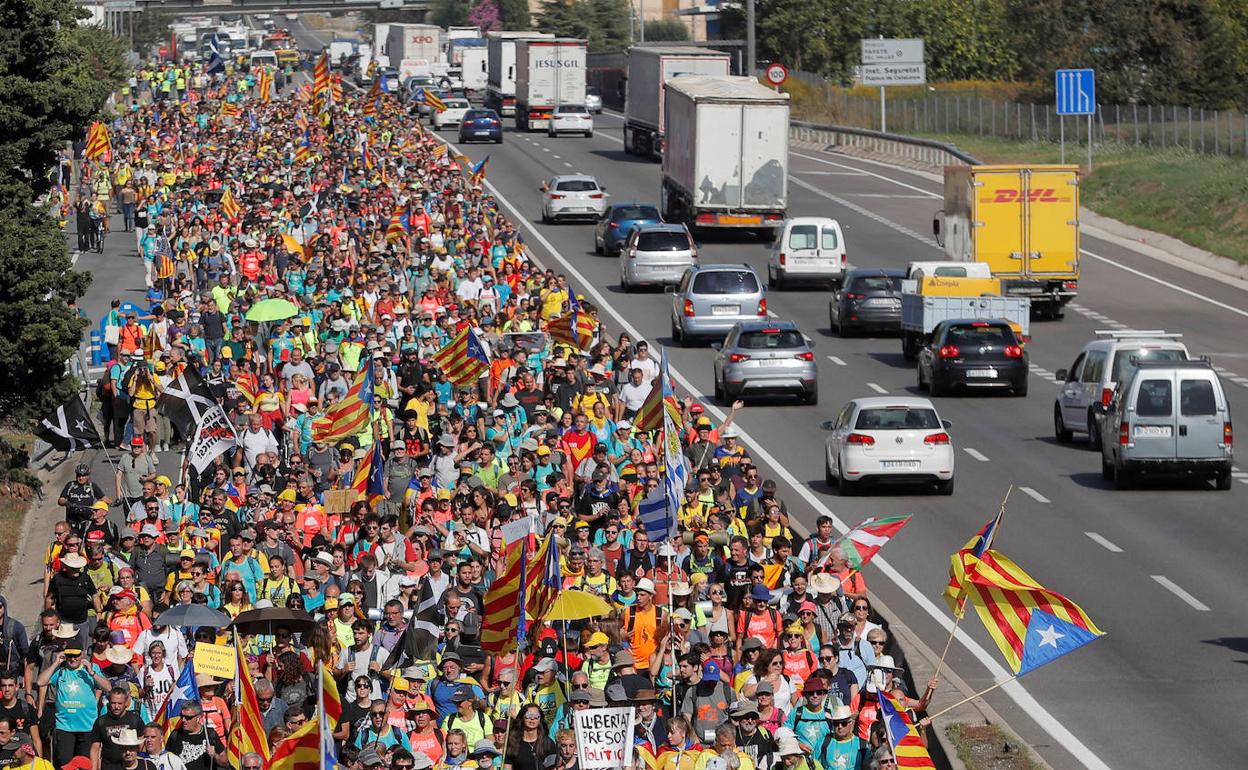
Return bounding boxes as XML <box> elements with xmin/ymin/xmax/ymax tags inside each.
<box><xmin>983</xmin><ymin>188</ymin><xmax>1071</xmax><ymax>204</ymax></box>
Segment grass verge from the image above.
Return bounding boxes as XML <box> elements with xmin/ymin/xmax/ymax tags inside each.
<box><xmin>945</xmin><ymin>723</ymin><xmax>1043</xmax><ymax>770</ymax></box>
<box><xmin>901</xmin><ymin>133</ymin><xmax>1248</xmax><ymax>265</ymax></box>
<box><xmin>0</xmin><ymin>431</ymin><xmax>39</xmax><ymax>589</ymax></box>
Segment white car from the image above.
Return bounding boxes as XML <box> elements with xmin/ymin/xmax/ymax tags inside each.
<box><xmin>284</xmin><ymin>13</ymin><xmax>300</xmax><ymax>20</ymax></box>
<box><xmin>585</xmin><ymin>87</ymin><xmax>603</xmax><ymax>114</ymax></box>
<box><xmin>548</xmin><ymin>104</ymin><xmax>594</xmax><ymax>137</ymax></box>
<box><xmin>540</xmin><ymin>174</ymin><xmax>608</xmax><ymax>223</ymax></box>
<box><xmin>823</xmin><ymin>397</ymin><xmax>955</xmax><ymax>495</ymax></box>
<box><xmin>432</xmin><ymin>98</ymin><xmax>472</xmax><ymax>130</ymax></box>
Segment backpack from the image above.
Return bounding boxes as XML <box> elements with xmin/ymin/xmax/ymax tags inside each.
<box><xmin>736</xmin><ymin>607</ymin><xmax>782</xmax><ymax>640</ymax></box>
<box><xmin>622</xmin><ymin>605</ymin><xmax>668</xmax><ymax>636</ymax></box>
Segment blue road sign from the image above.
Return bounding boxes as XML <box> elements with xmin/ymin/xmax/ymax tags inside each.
<box><xmin>1055</xmin><ymin>69</ymin><xmax>1096</xmax><ymax>115</ymax></box>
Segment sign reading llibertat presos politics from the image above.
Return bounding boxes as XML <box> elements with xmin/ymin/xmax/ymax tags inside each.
<box><xmin>574</xmin><ymin>707</ymin><xmax>635</xmax><ymax>770</ymax></box>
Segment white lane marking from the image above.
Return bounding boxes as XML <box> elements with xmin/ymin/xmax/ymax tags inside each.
<box><xmin>791</xmin><ymin>151</ymin><xmax>943</xmax><ymax>199</ymax></box>
<box><xmin>552</xmin><ymin>155</ymin><xmax>561</xmax><ymax>160</ymax></box>
<box><xmin>473</xmin><ymin>156</ymin><xmax>1114</xmax><ymax>770</ymax></box>
<box><xmin>1152</xmin><ymin>575</ymin><xmax>1211</xmax><ymax>611</ymax></box>
<box><xmin>1018</xmin><ymin>486</ymin><xmax>1051</xmax><ymax>504</ymax></box>
<box><xmin>963</xmin><ymin>448</ymin><xmax>990</xmax><ymax>462</ymax></box>
<box><xmin>791</xmin><ymin>177</ymin><xmax>937</xmax><ymax>248</ymax></box>
<box><xmin>827</xmin><ymin>356</ymin><xmax>847</xmax><ymax>366</ymax></box>
<box><xmin>542</xmin><ymin>147</ymin><xmax>551</xmax><ymax>153</ymax></box>
<box><xmin>866</xmin><ymin>382</ymin><xmax>888</xmax><ymax>394</ymax></box>
<box><xmin>842</xmin><ymin>193</ymin><xmax>934</xmax><ymax>199</ymax></box>
<box><xmin>1089</xmin><ymin>250</ymin><xmax>1248</xmax><ymax>320</ymax></box>
<box><xmin>70</xmin><ymin>250</ymin><xmax>81</xmax><ymax>267</ymax></box>
<box><xmin>796</xmin><ymin>170</ymin><xmax>867</xmax><ymax>176</ymax></box>
<box><xmin>564</xmin><ymin>162</ymin><xmax>573</xmax><ymax>168</ymax></box>
<box><xmin>1085</xmin><ymin>532</ymin><xmax>1123</xmax><ymax>553</ymax></box>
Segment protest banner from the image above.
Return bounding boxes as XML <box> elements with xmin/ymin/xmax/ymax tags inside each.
<box><xmin>574</xmin><ymin>706</ymin><xmax>634</xmax><ymax>770</ymax></box>
<box><xmin>193</xmin><ymin>641</ymin><xmax>237</xmax><ymax>679</ymax></box>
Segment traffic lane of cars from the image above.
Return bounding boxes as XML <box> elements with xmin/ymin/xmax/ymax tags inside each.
<box><xmin>477</xmin><ymin>126</ymin><xmax>1248</xmax><ymax>770</ymax></box>
<box><xmin>781</xmin><ymin>150</ymin><xmax>1248</xmax><ymax>370</ymax></box>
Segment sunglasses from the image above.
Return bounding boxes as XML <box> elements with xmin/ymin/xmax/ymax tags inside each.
<box><xmin>806</xmin><ymin>690</ymin><xmax>828</xmax><ymax>696</ymax></box>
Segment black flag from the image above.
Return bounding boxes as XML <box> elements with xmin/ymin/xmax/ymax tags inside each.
<box><xmin>36</xmin><ymin>395</ymin><xmax>103</xmax><ymax>452</ymax></box>
<box><xmin>386</xmin><ymin>578</ymin><xmax>444</xmax><ymax>666</ymax></box>
<box><xmin>159</xmin><ymin>366</ymin><xmax>218</xmax><ymax>439</ymax></box>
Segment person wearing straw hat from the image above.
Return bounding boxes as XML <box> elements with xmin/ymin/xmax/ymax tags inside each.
<box><xmin>89</xmin><ymin>686</ymin><xmax>144</xmax><ymax>770</ymax></box>
<box><xmin>46</xmin><ymin>553</ymin><xmax>97</xmax><ymax>643</ymax></box>
<box><xmin>813</xmin><ymin>704</ymin><xmax>866</xmax><ymax>770</ymax></box>
<box><xmin>775</xmin><ymin>735</ymin><xmax>815</xmax><ymax>770</ymax></box>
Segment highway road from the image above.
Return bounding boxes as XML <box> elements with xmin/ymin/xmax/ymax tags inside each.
<box><xmin>424</xmin><ymin>109</ymin><xmax>1247</xmax><ymax>769</ymax></box>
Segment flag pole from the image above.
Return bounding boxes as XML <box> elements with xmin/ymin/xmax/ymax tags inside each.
<box><xmin>319</xmin><ymin>659</ymin><xmax>326</xmax><ymax>770</ymax></box>
<box><xmin>923</xmin><ymin>675</ymin><xmax>1018</xmax><ymax>722</ymax></box>
<box><xmin>932</xmin><ymin>486</ymin><xmax>1012</xmax><ymax>682</ymax></box>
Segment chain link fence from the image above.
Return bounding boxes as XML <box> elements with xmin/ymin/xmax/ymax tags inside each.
<box><xmin>782</xmin><ymin>74</ymin><xmax>1248</xmax><ymax>157</ymax></box>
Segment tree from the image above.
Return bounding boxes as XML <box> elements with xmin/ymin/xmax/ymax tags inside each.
<box><xmin>498</xmin><ymin>0</ymin><xmax>531</xmax><ymax>30</ymax></box>
<box><xmin>469</xmin><ymin>0</ymin><xmax>502</xmax><ymax>31</ymax></box>
<box><xmin>641</xmin><ymin>19</ymin><xmax>689</xmax><ymax>41</ymax></box>
<box><xmin>0</xmin><ymin>0</ymin><xmax>121</xmax><ymax>422</ymax></box>
<box><xmin>431</xmin><ymin>0</ymin><xmax>472</xmax><ymax>28</ymax></box>
<box><xmin>537</xmin><ymin>0</ymin><xmax>594</xmax><ymax>38</ymax></box>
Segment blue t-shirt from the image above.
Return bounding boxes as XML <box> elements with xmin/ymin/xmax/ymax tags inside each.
<box><xmin>52</xmin><ymin>665</ymin><xmax>103</xmax><ymax>732</ymax></box>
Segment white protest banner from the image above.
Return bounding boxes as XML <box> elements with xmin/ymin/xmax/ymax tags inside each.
<box><xmin>188</xmin><ymin>405</ymin><xmax>238</xmax><ymax>473</ymax></box>
<box><xmin>574</xmin><ymin>706</ymin><xmax>634</xmax><ymax>770</ymax></box>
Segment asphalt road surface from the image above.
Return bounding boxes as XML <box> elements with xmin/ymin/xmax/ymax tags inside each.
<box><xmin>428</xmin><ymin>109</ymin><xmax>1246</xmax><ymax>770</ymax></box>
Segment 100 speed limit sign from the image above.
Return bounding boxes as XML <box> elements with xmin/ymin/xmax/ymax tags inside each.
<box><xmin>764</xmin><ymin>63</ymin><xmax>789</xmax><ymax>86</ymax></box>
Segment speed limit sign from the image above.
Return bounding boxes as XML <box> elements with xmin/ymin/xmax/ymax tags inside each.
<box><xmin>764</xmin><ymin>62</ymin><xmax>789</xmax><ymax>86</ymax></box>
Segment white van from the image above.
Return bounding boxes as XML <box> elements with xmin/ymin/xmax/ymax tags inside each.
<box><xmin>766</xmin><ymin>217</ymin><xmax>846</xmax><ymax>289</ymax></box>
<box><xmin>250</xmin><ymin>51</ymin><xmax>278</xmax><ymax>69</ymax></box>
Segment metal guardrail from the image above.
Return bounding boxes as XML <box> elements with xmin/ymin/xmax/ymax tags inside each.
<box><xmin>789</xmin><ymin>120</ymin><xmax>982</xmax><ymax>166</ymax></box>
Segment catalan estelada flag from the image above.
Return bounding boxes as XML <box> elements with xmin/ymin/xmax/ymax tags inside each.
<box><xmin>219</xmin><ymin>186</ymin><xmax>240</xmax><ymax>220</ymax></box>
<box><xmin>948</xmin><ymin>548</ymin><xmax>1104</xmax><ymax>674</ymax></box>
<box><xmin>219</xmin><ymin>101</ymin><xmax>241</xmax><ymax>118</ymax></box>
<box><xmin>431</xmin><ymin>326</ymin><xmax>490</xmax><ymax>387</ymax></box>
<box><xmin>257</xmin><ymin>67</ymin><xmax>273</xmax><ymax>104</ymax></box>
<box><xmin>468</xmin><ymin>154</ymin><xmax>489</xmax><ymax>186</ymax></box>
<box><xmin>432</xmin><ymin>143</ymin><xmax>449</xmax><ymax>160</ymax></box>
<box><xmin>294</xmin><ymin>128</ymin><xmax>312</xmax><ymax>164</ymax></box>
<box><xmin>268</xmin><ymin>717</ymin><xmax>319</xmax><ymax>770</ymax></box>
<box><xmin>482</xmin><ymin>518</ymin><xmax>531</xmax><ymax>655</ymax></box>
<box><xmin>942</xmin><ymin>505</ymin><xmax>1006</xmax><ymax>617</ymax></box>
<box><xmin>525</xmin><ymin>533</ymin><xmax>562</xmax><ymax>625</ymax></box>
<box><xmin>84</xmin><ymin>121</ymin><xmax>111</xmax><ymax>162</ymax></box>
<box><xmin>877</xmin><ymin>690</ymin><xmax>937</xmax><ymax>770</ymax></box>
<box><xmin>424</xmin><ymin>89</ymin><xmax>447</xmax><ymax>112</ymax></box>
<box><xmin>547</xmin><ymin>295</ymin><xmax>597</xmax><ymax>350</ymax></box>
<box><xmin>351</xmin><ymin>441</ymin><xmax>387</xmax><ymax>505</ymax></box>
<box><xmin>313</xmin><ymin>52</ymin><xmax>331</xmax><ymax>102</ymax></box>
<box><xmin>385</xmin><ymin>205</ymin><xmax>408</xmax><ymax>243</ymax></box>
<box><xmin>633</xmin><ymin>377</ymin><xmax>681</xmax><ymax>432</ymax></box>
<box><xmin>227</xmin><ymin>632</ymin><xmax>271</xmax><ymax>767</ymax></box>
<box><xmin>312</xmin><ymin>366</ymin><xmax>375</xmax><ymax>444</ymax></box>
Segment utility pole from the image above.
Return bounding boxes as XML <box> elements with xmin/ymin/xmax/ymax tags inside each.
<box><xmin>746</xmin><ymin>0</ymin><xmax>755</xmax><ymax>75</ymax></box>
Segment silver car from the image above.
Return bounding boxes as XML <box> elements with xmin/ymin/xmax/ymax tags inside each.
<box><xmin>619</xmin><ymin>223</ymin><xmax>697</xmax><ymax>291</ymax></box>
<box><xmin>1094</xmin><ymin>359</ymin><xmax>1233</xmax><ymax>490</ymax></box>
<box><xmin>540</xmin><ymin>175</ymin><xmax>608</xmax><ymax>223</ymax></box>
<box><xmin>712</xmin><ymin>320</ymin><xmax>817</xmax><ymax>404</ymax></box>
<box><xmin>670</xmin><ymin>264</ymin><xmax>767</xmax><ymax>345</ymax></box>
<box><xmin>585</xmin><ymin>86</ymin><xmax>603</xmax><ymax>114</ymax></box>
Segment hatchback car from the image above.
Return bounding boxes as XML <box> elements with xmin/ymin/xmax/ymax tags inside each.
<box><xmin>1053</xmin><ymin>330</ymin><xmax>1188</xmax><ymax>449</ymax></box>
<box><xmin>1095</xmin><ymin>359</ymin><xmax>1233</xmax><ymax>490</ymax></box>
<box><xmin>540</xmin><ymin>175</ymin><xmax>608</xmax><ymax>223</ymax></box>
<box><xmin>620</xmin><ymin>224</ymin><xmax>696</xmax><ymax>291</ymax></box>
<box><xmin>458</xmin><ymin>109</ymin><xmax>503</xmax><ymax>144</ymax></box>
<box><xmin>594</xmin><ymin>203</ymin><xmax>662</xmax><ymax>256</ymax></box>
<box><xmin>670</xmin><ymin>264</ymin><xmax>767</xmax><ymax>345</ymax></box>
<box><xmin>829</xmin><ymin>268</ymin><xmax>906</xmax><ymax>337</ymax></box>
<box><xmin>917</xmin><ymin>320</ymin><xmax>1029</xmax><ymax>397</ymax></box>
<box><xmin>823</xmin><ymin>397</ymin><xmax>955</xmax><ymax>495</ymax></box>
<box><xmin>712</xmin><ymin>320</ymin><xmax>817</xmax><ymax>404</ymax></box>
<box><xmin>548</xmin><ymin>104</ymin><xmax>594</xmax><ymax>137</ymax></box>
<box><xmin>433</xmin><ymin>97</ymin><xmax>472</xmax><ymax>130</ymax></box>
<box><xmin>585</xmin><ymin>86</ymin><xmax>604</xmax><ymax>114</ymax></box>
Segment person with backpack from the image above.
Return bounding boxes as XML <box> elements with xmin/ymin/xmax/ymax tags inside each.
<box><xmin>814</xmin><ymin>704</ymin><xmax>868</xmax><ymax>770</ymax></box>
<box><xmin>734</xmin><ymin>584</ymin><xmax>782</xmax><ymax>657</ymax></box>
<box><xmin>783</xmin><ymin>676</ymin><xmax>838</xmax><ymax>755</ymax></box>
<box><xmin>680</xmin><ymin>661</ymin><xmax>737</xmax><ymax>745</ymax></box>
<box><xmin>441</xmin><ymin>687</ymin><xmax>489</xmax><ymax>749</ymax></box>
<box><xmin>0</xmin><ymin>598</ymin><xmax>29</xmax><ymax>682</ymax></box>
<box><xmin>620</xmin><ymin>579</ymin><xmax>666</xmax><ymax>674</ymax></box>
<box><xmin>730</xmin><ymin>701</ymin><xmax>778</xmax><ymax>770</ymax></box>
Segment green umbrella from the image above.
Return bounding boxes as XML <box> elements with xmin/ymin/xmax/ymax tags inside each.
<box><xmin>245</xmin><ymin>298</ymin><xmax>299</xmax><ymax>322</ymax></box>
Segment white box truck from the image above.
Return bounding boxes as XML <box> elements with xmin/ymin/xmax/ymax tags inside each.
<box><xmin>661</xmin><ymin>76</ymin><xmax>790</xmax><ymax>232</ymax></box>
<box><xmin>387</xmin><ymin>24</ymin><xmax>441</xmax><ymax>78</ymax></box>
<box><xmin>514</xmin><ymin>38</ymin><xmax>588</xmax><ymax>131</ymax></box>
<box><xmin>371</xmin><ymin>23</ymin><xmax>391</xmax><ymax>69</ymax></box>
<box><xmin>485</xmin><ymin>31</ymin><xmax>554</xmax><ymax>116</ymax></box>
<box><xmin>459</xmin><ymin>45</ymin><xmax>488</xmax><ymax>93</ymax></box>
<box><xmin>624</xmin><ymin>46</ymin><xmax>731</xmax><ymax>160</ymax></box>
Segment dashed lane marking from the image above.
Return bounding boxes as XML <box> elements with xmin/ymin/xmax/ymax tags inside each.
<box><xmin>963</xmin><ymin>448</ymin><xmax>990</xmax><ymax>462</ymax></box>
<box><xmin>1018</xmin><ymin>486</ymin><xmax>1051</xmax><ymax>504</ymax></box>
<box><xmin>867</xmin><ymin>382</ymin><xmax>888</xmax><ymax>394</ymax></box>
<box><xmin>1152</xmin><ymin>575</ymin><xmax>1211</xmax><ymax>611</ymax></box>
<box><xmin>828</xmin><ymin>356</ymin><xmax>847</xmax><ymax>366</ymax></box>
<box><xmin>1085</xmin><ymin>532</ymin><xmax>1124</xmax><ymax>553</ymax></box>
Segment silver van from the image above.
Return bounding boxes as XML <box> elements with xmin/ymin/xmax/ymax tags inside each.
<box><xmin>670</xmin><ymin>264</ymin><xmax>766</xmax><ymax>345</ymax></box>
<box><xmin>619</xmin><ymin>223</ymin><xmax>697</xmax><ymax>291</ymax></box>
<box><xmin>1095</xmin><ymin>359</ymin><xmax>1233</xmax><ymax>490</ymax></box>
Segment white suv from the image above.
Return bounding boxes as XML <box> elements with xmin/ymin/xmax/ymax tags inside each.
<box><xmin>1053</xmin><ymin>330</ymin><xmax>1189</xmax><ymax>448</ymax></box>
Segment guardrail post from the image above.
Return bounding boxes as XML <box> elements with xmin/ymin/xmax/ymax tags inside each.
<box><xmin>90</xmin><ymin>330</ymin><xmax>103</xmax><ymax>366</ymax></box>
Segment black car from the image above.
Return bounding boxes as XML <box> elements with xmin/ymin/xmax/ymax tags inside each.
<box><xmin>829</xmin><ymin>268</ymin><xmax>905</xmax><ymax>336</ymax></box>
<box><xmin>917</xmin><ymin>319</ymin><xmax>1029</xmax><ymax>397</ymax></box>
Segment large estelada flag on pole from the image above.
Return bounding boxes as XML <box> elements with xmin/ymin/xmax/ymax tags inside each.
<box><xmin>948</xmin><ymin>548</ymin><xmax>1104</xmax><ymax>674</ymax></box>
<box><xmin>877</xmin><ymin>690</ymin><xmax>937</xmax><ymax>769</ymax></box>
<box><xmin>311</xmin><ymin>366</ymin><xmax>375</xmax><ymax>444</ymax></box>
<box><xmin>227</xmin><ymin>635</ymin><xmax>270</xmax><ymax>767</ymax></box>
<box><xmin>36</xmin><ymin>395</ymin><xmax>103</xmax><ymax>452</ymax></box>
<box><xmin>431</xmin><ymin>326</ymin><xmax>490</xmax><ymax>387</ymax></box>
<box><xmin>84</xmin><ymin>121</ymin><xmax>111</xmax><ymax>162</ymax></box>
<box><xmin>482</xmin><ymin>517</ymin><xmax>533</xmax><ymax>656</ymax></box>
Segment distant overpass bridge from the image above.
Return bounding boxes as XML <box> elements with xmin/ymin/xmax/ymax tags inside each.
<box><xmin>129</xmin><ymin>0</ymin><xmax>429</xmax><ymax>12</ymax></box>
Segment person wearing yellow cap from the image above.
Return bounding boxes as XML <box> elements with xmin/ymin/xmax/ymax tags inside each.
<box><xmin>579</xmin><ymin>631</ymin><xmax>613</xmax><ymax>690</ymax></box>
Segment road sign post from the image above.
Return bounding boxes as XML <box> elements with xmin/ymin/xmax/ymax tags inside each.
<box><xmin>1055</xmin><ymin>68</ymin><xmax>1096</xmax><ymax>170</ymax></box>
<box><xmin>764</xmin><ymin>62</ymin><xmax>788</xmax><ymax>92</ymax></box>
<box><xmin>861</xmin><ymin>38</ymin><xmax>925</xmax><ymax>133</ymax></box>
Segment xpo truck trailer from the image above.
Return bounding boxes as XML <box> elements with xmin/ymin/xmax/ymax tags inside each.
<box><xmin>514</xmin><ymin>38</ymin><xmax>588</xmax><ymax>131</ymax></box>
<box><xmin>661</xmin><ymin>76</ymin><xmax>790</xmax><ymax>233</ymax></box>
<box><xmin>485</xmin><ymin>31</ymin><xmax>555</xmax><ymax>116</ymax></box>
<box><xmin>387</xmin><ymin>24</ymin><xmax>442</xmax><ymax>78</ymax></box>
<box><xmin>623</xmin><ymin>46</ymin><xmax>731</xmax><ymax>160</ymax></box>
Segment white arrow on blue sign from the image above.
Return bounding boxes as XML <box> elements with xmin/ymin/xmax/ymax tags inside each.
<box><xmin>1055</xmin><ymin>69</ymin><xmax>1096</xmax><ymax>116</ymax></box>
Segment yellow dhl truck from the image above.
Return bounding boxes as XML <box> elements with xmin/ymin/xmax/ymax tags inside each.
<box><xmin>932</xmin><ymin>164</ymin><xmax>1080</xmax><ymax>320</ymax></box>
